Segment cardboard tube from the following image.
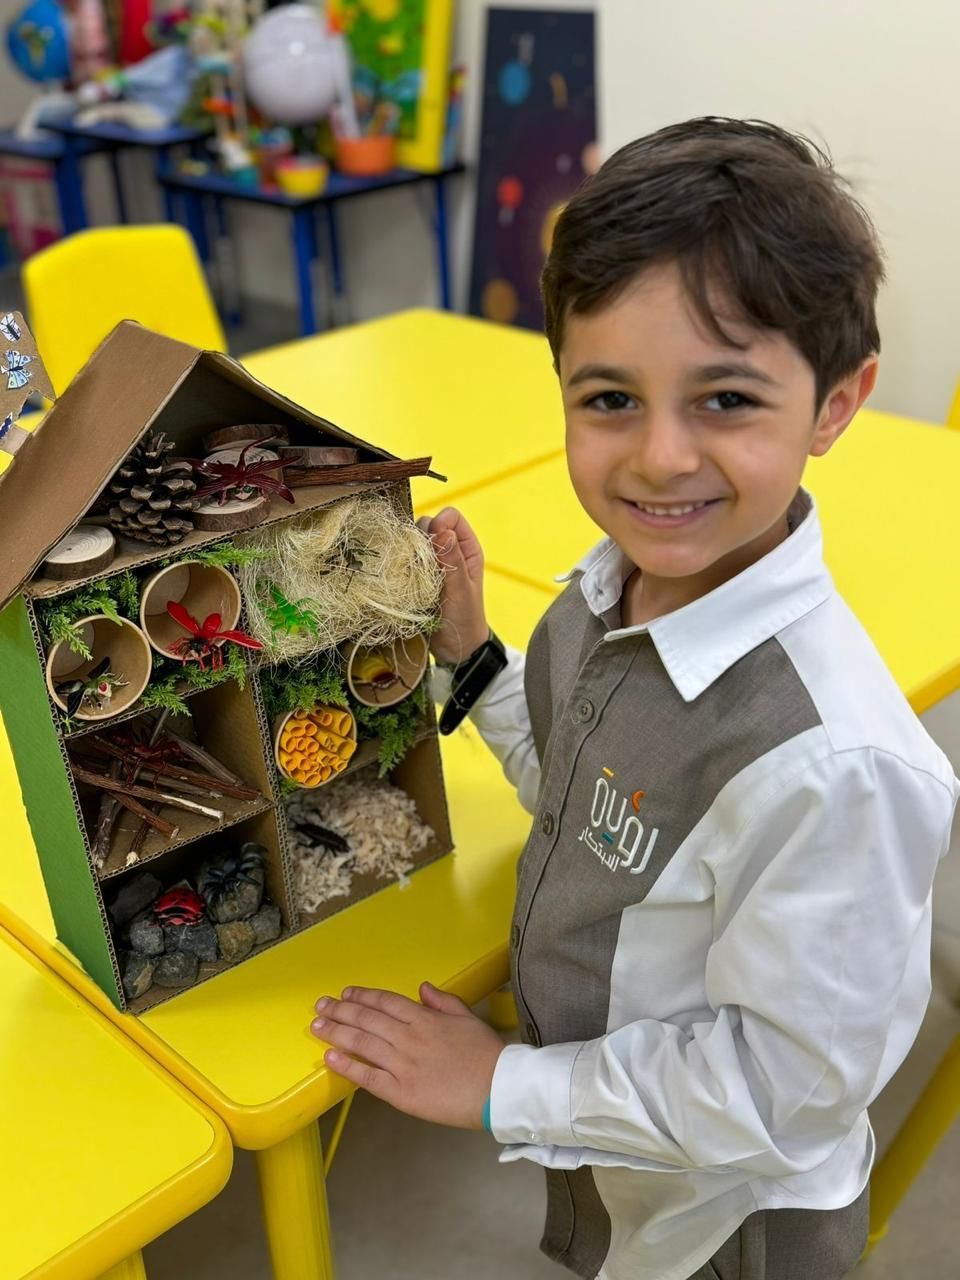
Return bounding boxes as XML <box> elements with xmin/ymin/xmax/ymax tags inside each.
<box><xmin>274</xmin><ymin>705</ymin><xmax>357</xmax><ymax>787</ymax></box>
<box><xmin>345</xmin><ymin>634</ymin><xmax>429</xmax><ymax>708</ymax></box>
<box><xmin>46</xmin><ymin>616</ymin><xmax>152</xmax><ymax>721</ymax></box>
<box><xmin>140</xmin><ymin>561</ymin><xmax>242</xmax><ymax>660</ymax></box>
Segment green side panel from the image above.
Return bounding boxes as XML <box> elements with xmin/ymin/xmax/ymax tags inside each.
<box><xmin>0</xmin><ymin>597</ymin><xmax>122</xmax><ymax>1007</ymax></box>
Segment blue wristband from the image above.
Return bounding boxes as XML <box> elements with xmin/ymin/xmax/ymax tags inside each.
<box><xmin>481</xmin><ymin>1095</ymin><xmax>492</xmax><ymax>1132</ymax></box>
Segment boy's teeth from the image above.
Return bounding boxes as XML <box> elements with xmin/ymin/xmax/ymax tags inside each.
<box><xmin>635</xmin><ymin>501</ymin><xmax>707</xmax><ymax>516</ymax></box>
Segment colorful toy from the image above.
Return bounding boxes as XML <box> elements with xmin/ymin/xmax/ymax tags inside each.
<box><xmin>165</xmin><ymin>601</ymin><xmax>264</xmax><ymax>669</ymax></box>
<box><xmin>153</xmin><ymin>885</ymin><xmax>206</xmax><ymax>926</ymax></box>
<box><xmin>242</xmin><ymin>3</ymin><xmax>358</xmax><ymax>132</ymax></box>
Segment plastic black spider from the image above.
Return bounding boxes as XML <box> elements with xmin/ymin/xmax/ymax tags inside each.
<box><xmin>201</xmin><ymin>843</ymin><xmax>267</xmax><ymax>910</ymax></box>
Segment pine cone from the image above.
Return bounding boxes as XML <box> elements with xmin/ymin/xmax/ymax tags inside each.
<box><xmin>107</xmin><ymin>432</ymin><xmax>198</xmax><ymax>546</ymax></box>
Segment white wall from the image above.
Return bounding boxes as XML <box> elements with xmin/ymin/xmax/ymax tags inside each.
<box><xmin>599</xmin><ymin>0</ymin><xmax>959</xmax><ymax>421</ymax></box>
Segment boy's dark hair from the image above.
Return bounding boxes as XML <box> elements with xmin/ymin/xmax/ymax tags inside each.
<box><xmin>541</xmin><ymin>118</ymin><xmax>884</xmax><ymax>407</ymax></box>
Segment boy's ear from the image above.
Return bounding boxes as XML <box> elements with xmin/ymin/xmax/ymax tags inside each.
<box><xmin>810</xmin><ymin>357</ymin><xmax>879</xmax><ymax>457</ymax></box>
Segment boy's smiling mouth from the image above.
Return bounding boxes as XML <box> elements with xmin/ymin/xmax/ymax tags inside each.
<box><xmin>621</xmin><ymin>497</ymin><xmax>723</xmax><ymax>527</ymax></box>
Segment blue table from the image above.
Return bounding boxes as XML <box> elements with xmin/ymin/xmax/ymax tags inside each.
<box><xmin>0</xmin><ymin>127</ymin><xmax>111</xmax><ymax>236</ymax></box>
<box><xmin>46</xmin><ymin>118</ymin><xmax>209</xmax><ymax>225</ymax></box>
<box><xmin>160</xmin><ymin>161</ymin><xmax>466</xmax><ymax>336</ymax></box>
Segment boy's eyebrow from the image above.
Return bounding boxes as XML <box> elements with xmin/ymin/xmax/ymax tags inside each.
<box><xmin>566</xmin><ymin>363</ymin><xmax>636</xmax><ymax>387</ymax></box>
<box><xmin>692</xmin><ymin>362</ymin><xmax>780</xmax><ymax>386</ymax></box>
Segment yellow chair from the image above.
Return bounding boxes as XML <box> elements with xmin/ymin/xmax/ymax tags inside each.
<box><xmin>22</xmin><ymin>224</ymin><xmax>226</xmax><ymax>397</ymax></box>
<box><xmin>948</xmin><ymin>381</ymin><xmax>960</xmax><ymax>429</ymax></box>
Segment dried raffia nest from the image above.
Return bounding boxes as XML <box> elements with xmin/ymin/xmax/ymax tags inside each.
<box><xmin>236</xmin><ymin>494</ymin><xmax>442</xmax><ymax>662</ymax></box>
<box><xmin>286</xmin><ymin>766</ymin><xmax>434</xmax><ymax>911</ymax></box>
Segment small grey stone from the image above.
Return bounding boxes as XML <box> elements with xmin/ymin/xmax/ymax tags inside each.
<box><xmin>121</xmin><ymin>952</ymin><xmax>156</xmax><ymax>1000</ymax></box>
<box><xmin>205</xmin><ymin>868</ymin><xmax>265</xmax><ymax>924</ymax></box>
<box><xmin>216</xmin><ymin>920</ymin><xmax>256</xmax><ymax>964</ymax></box>
<box><xmin>129</xmin><ymin>914</ymin><xmax>164</xmax><ymax>957</ymax></box>
<box><xmin>250</xmin><ymin>903</ymin><xmax>282</xmax><ymax>945</ymax></box>
<box><xmin>154</xmin><ymin>951</ymin><xmax>200</xmax><ymax>987</ymax></box>
<box><xmin>108</xmin><ymin>872</ymin><xmax>163</xmax><ymax>927</ymax></box>
<box><xmin>163</xmin><ymin>921</ymin><xmax>218</xmax><ymax>963</ymax></box>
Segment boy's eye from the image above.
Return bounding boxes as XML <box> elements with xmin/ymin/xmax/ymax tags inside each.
<box><xmin>702</xmin><ymin>390</ymin><xmax>756</xmax><ymax>412</ymax></box>
<box><xmin>586</xmin><ymin>390</ymin><xmax>637</xmax><ymax>413</ymax></box>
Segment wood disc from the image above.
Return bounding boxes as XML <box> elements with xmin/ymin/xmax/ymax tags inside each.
<box><xmin>278</xmin><ymin>445</ymin><xmax>359</xmax><ymax>467</ymax></box>
<box><xmin>41</xmin><ymin>525</ymin><xmax>116</xmax><ymax>580</ymax></box>
<box><xmin>203</xmin><ymin>423</ymin><xmax>290</xmax><ymax>452</ymax></box>
<box><xmin>193</xmin><ymin>496</ymin><xmax>268</xmax><ymax>532</ymax></box>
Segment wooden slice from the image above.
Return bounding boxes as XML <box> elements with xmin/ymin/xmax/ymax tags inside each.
<box><xmin>203</xmin><ymin>423</ymin><xmax>290</xmax><ymax>452</ymax></box>
<box><xmin>193</xmin><ymin>495</ymin><xmax>268</xmax><ymax>532</ymax></box>
<box><xmin>277</xmin><ymin>445</ymin><xmax>359</xmax><ymax>467</ymax></box>
<box><xmin>41</xmin><ymin>525</ymin><xmax>116</xmax><ymax>580</ymax></box>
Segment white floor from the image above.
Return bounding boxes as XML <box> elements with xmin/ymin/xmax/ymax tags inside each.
<box><xmin>145</xmin><ymin>694</ymin><xmax>960</xmax><ymax>1279</ymax></box>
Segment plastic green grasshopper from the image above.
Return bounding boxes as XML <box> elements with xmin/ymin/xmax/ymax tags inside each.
<box><xmin>263</xmin><ymin>586</ymin><xmax>321</xmax><ymax>638</ymax></box>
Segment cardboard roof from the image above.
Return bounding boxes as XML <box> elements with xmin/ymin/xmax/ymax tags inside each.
<box><xmin>0</xmin><ymin>321</ymin><xmax>395</xmax><ymax>613</ymax></box>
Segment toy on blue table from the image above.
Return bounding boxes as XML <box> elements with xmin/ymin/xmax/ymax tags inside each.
<box><xmin>5</xmin><ymin>0</ymin><xmax>74</xmax><ymax>138</ymax></box>
<box><xmin>242</xmin><ymin>2</ymin><xmax>358</xmax><ymax>133</ymax></box>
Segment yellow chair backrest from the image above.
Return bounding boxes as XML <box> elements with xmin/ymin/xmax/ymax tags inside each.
<box><xmin>22</xmin><ymin>225</ymin><xmax>226</xmax><ymax>397</ymax></box>
<box><xmin>947</xmin><ymin>379</ymin><xmax>960</xmax><ymax>429</ymax></box>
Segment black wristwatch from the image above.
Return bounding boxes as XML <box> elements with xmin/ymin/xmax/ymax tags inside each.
<box><xmin>438</xmin><ymin>630</ymin><xmax>508</xmax><ymax>735</ymax></box>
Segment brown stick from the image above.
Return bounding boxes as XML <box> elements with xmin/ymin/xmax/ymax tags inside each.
<box><xmin>85</xmin><ymin>739</ymin><xmax>259</xmax><ymax>799</ymax></box>
<box><xmin>92</xmin><ymin>760</ymin><xmax>122</xmax><ymax>869</ymax></box>
<box><xmin>71</xmin><ymin>765</ymin><xmax>224</xmax><ymax>821</ymax></box>
<box><xmin>287</xmin><ymin>456</ymin><xmax>446</xmax><ymax>488</ymax></box>
<box><xmin>112</xmin><ymin>791</ymin><xmax>178</xmax><ymax>837</ymax></box>
<box><xmin>163</xmin><ymin>729</ymin><xmax>246</xmax><ymax>786</ymax></box>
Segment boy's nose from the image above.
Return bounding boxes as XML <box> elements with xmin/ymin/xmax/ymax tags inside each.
<box><xmin>626</xmin><ymin>412</ymin><xmax>701</xmax><ymax>484</ymax></box>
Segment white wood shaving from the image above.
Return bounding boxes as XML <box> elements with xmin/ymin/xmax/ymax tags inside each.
<box><xmin>286</xmin><ymin>766</ymin><xmax>434</xmax><ymax>912</ymax></box>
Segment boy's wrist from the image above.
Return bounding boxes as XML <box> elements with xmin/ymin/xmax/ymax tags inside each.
<box><xmin>434</xmin><ymin>625</ymin><xmax>491</xmax><ymax>670</ymax></box>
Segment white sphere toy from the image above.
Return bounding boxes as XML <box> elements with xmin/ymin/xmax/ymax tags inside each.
<box><xmin>242</xmin><ymin>4</ymin><xmax>358</xmax><ymax>131</ymax></box>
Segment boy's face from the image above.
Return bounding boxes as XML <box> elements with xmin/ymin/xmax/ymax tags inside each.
<box><xmin>559</xmin><ymin>261</ymin><xmax>875</xmax><ymax>592</ymax></box>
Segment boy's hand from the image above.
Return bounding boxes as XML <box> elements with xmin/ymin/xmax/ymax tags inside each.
<box><xmin>418</xmin><ymin>507</ymin><xmax>489</xmax><ymax>666</ymax></box>
<box><xmin>310</xmin><ymin>981</ymin><xmax>506</xmax><ymax>1129</ymax></box>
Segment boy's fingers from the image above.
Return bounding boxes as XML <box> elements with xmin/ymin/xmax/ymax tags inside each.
<box><xmin>419</xmin><ymin>981</ymin><xmax>472</xmax><ymax>1017</ymax></box>
<box><xmin>324</xmin><ymin>1049</ymin><xmax>398</xmax><ymax>1104</ymax></box>
<box><xmin>341</xmin><ymin>985</ymin><xmax>420</xmax><ymax>1022</ymax></box>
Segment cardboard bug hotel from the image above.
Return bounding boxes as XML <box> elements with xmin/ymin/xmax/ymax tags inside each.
<box><xmin>0</xmin><ymin>314</ymin><xmax>452</xmax><ymax>1013</ymax></box>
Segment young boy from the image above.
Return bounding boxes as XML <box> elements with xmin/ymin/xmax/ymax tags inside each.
<box><xmin>310</xmin><ymin>119</ymin><xmax>960</xmax><ymax>1280</ymax></box>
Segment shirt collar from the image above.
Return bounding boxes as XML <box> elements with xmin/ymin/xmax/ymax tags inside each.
<box><xmin>555</xmin><ymin>490</ymin><xmax>834</xmax><ymax>703</ymax></box>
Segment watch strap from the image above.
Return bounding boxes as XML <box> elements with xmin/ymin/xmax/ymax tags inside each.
<box><xmin>438</xmin><ymin>631</ymin><xmax>508</xmax><ymax>735</ymax></box>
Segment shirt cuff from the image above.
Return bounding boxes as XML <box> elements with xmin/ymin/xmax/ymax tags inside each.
<box><xmin>481</xmin><ymin>1095</ymin><xmax>492</xmax><ymax>1132</ymax></box>
<box><xmin>488</xmin><ymin>1041</ymin><xmax>582</xmax><ymax>1147</ymax></box>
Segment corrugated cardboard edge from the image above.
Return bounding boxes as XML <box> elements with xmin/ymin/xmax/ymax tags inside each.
<box><xmin>0</xmin><ymin>595</ymin><xmax>125</xmax><ymax>1007</ymax></box>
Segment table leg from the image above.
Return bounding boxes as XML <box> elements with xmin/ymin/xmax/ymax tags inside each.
<box><xmin>53</xmin><ymin>139</ymin><xmax>88</xmax><ymax>234</ymax></box>
<box><xmin>291</xmin><ymin>208</ymin><xmax>318</xmax><ymax>336</ymax></box>
<box><xmin>433</xmin><ymin>176</ymin><xmax>451</xmax><ymax>310</ymax></box>
<box><xmin>108</xmin><ymin>150</ymin><xmax>129</xmax><ymax>223</ymax></box>
<box><xmin>256</xmin><ymin>1124</ymin><xmax>336</xmax><ymax>1280</ymax></box>
<box><xmin>155</xmin><ymin>147</ymin><xmax>176</xmax><ymax>224</ymax></box>
<box><xmin>182</xmin><ymin>190</ymin><xmax>211</xmax><ymax>265</ymax></box>
<box><xmin>97</xmin><ymin>1251</ymin><xmax>147</xmax><ymax>1280</ymax></box>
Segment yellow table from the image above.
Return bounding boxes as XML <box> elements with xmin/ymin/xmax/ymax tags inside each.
<box><xmin>241</xmin><ymin>309</ymin><xmax>565</xmax><ymax>512</ymax></box>
<box><xmin>0</xmin><ymin>920</ymin><xmax>231</xmax><ymax>1280</ymax></box>
<box><xmin>420</xmin><ymin>410</ymin><xmax>960</xmax><ymax>714</ymax></box>
<box><xmin>0</xmin><ymin>570</ymin><xmax>546</xmax><ymax>1280</ymax></box>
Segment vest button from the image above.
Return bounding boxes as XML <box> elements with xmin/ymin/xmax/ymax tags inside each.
<box><xmin>575</xmin><ymin>698</ymin><xmax>595</xmax><ymax>723</ymax></box>
<box><xmin>540</xmin><ymin>810</ymin><xmax>555</xmax><ymax>836</ymax></box>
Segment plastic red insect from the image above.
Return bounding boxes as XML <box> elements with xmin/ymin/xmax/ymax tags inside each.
<box><xmin>165</xmin><ymin>602</ymin><xmax>264</xmax><ymax>670</ymax></box>
<box><xmin>187</xmin><ymin>440</ymin><xmax>301</xmax><ymax>506</ymax></box>
<box><xmin>153</xmin><ymin>886</ymin><xmax>205</xmax><ymax>927</ymax></box>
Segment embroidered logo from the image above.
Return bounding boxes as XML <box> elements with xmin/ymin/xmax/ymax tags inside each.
<box><xmin>577</xmin><ymin>766</ymin><xmax>660</xmax><ymax>874</ymax></box>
